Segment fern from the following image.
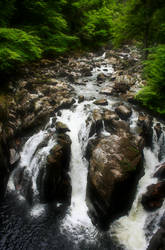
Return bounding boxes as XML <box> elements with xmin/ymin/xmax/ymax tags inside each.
<box><xmin>136</xmin><ymin>45</ymin><xmax>165</xmax><ymax>115</ymax></box>
<box><xmin>0</xmin><ymin>28</ymin><xmax>42</xmax><ymax>72</ymax></box>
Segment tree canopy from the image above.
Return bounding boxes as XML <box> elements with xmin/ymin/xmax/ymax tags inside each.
<box><xmin>0</xmin><ymin>0</ymin><xmax>165</xmax><ymax>114</ymax></box>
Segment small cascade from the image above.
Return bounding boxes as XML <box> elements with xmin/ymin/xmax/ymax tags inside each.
<box><xmin>1</xmin><ymin>50</ymin><xmax>165</xmax><ymax>250</ymax></box>
<box><xmin>102</xmin><ymin>120</ymin><xmax>111</xmax><ymax>136</ymax></box>
<box><xmin>110</xmin><ymin>123</ymin><xmax>165</xmax><ymax>250</ymax></box>
<box><xmin>56</xmin><ymin>102</ymin><xmax>98</xmax><ymax>241</ymax></box>
<box><xmin>8</xmin><ymin>123</ymin><xmax>56</xmax><ymax>205</ymax></box>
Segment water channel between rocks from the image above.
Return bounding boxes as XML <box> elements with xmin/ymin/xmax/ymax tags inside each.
<box><xmin>0</xmin><ymin>50</ymin><xmax>165</xmax><ymax>250</ymax></box>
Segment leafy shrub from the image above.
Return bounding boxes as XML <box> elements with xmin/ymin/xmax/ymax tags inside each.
<box><xmin>0</xmin><ymin>28</ymin><xmax>42</xmax><ymax>72</ymax></box>
<box><xmin>80</xmin><ymin>7</ymin><xmax>113</xmax><ymax>47</ymax></box>
<box><xmin>42</xmin><ymin>33</ymin><xmax>80</xmax><ymax>56</ymax></box>
<box><xmin>136</xmin><ymin>45</ymin><xmax>165</xmax><ymax>114</ymax></box>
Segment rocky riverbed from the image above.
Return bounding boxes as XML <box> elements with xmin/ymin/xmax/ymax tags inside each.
<box><xmin>0</xmin><ymin>45</ymin><xmax>165</xmax><ymax>250</ymax></box>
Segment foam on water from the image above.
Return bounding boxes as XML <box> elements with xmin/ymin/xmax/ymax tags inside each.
<box><xmin>30</xmin><ymin>204</ymin><xmax>45</xmax><ymax>218</ymax></box>
<box><xmin>110</xmin><ymin>123</ymin><xmax>165</xmax><ymax>250</ymax></box>
<box><xmin>56</xmin><ymin>102</ymin><xmax>97</xmax><ymax>241</ymax></box>
<box><xmin>5</xmin><ymin>50</ymin><xmax>165</xmax><ymax>249</ymax></box>
<box><xmin>8</xmin><ymin>123</ymin><xmax>56</xmax><ymax>206</ymax></box>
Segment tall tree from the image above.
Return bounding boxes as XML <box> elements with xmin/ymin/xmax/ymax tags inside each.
<box><xmin>112</xmin><ymin>0</ymin><xmax>165</xmax><ymax>56</ymax></box>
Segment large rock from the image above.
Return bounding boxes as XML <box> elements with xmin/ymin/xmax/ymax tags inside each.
<box><xmin>94</xmin><ymin>99</ymin><xmax>108</xmax><ymax>106</ymax></box>
<box><xmin>147</xmin><ymin>228</ymin><xmax>165</xmax><ymax>250</ymax></box>
<box><xmin>137</xmin><ymin>113</ymin><xmax>153</xmax><ymax>147</ymax></box>
<box><xmin>154</xmin><ymin>163</ymin><xmax>165</xmax><ymax>180</ymax></box>
<box><xmin>89</xmin><ymin>109</ymin><xmax>103</xmax><ymax>137</ymax></box>
<box><xmin>87</xmin><ymin>131</ymin><xmax>143</xmax><ymax>228</ymax></box>
<box><xmin>41</xmin><ymin>134</ymin><xmax>71</xmax><ymax>203</ymax></box>
<box><xmin>58</xmin><ymin>97</ymin><xmax>75</xmax><ymax>110</ymax></box>
<box><xmin>97</xmin><ymin>73</ymin><xmax>106</xmax><ymax>82</ymax></box>
<box><xmin>78</xmin><ymin>95</ymin><xmax>85</xmax><ymax>103</ymax></box>
<box><xmin>141</xmin><ymin>182</ymin><xmax>165</xmax><ymax>211</ymax></box>
<box><xmin>115</xmin><ymin>105</ymin><xmax>132</xmax><ymax>120</ymax></box>
<box><xmin>80</xmin><ymin>67</ymin><xmax>92</xmax><ymax>77</ymax></box>
<box><xmin>100</xmin><ymin>86</ymin><xmax>113</xmax><ymax>95</ymax></box>
<box><xmin>147</xmin><ymin>213</ymin><xmax>165</xmax><ymax>250</ymax></box>
<box><xmin>103</xmin><ymin>110</ymin><xmax>120</xmax><ymax>133</ymax></box>
<box><xmin>56</xmin><ymin>122</ymin><xmax>70</xmax><ymax>133</ymax></box>
<box><xmin>115</xmin><ymin>75</ymin><xmax>135</xmax><ymax>87</ymax></box>
<box><xmin>113</xmin><ymin>81</ymin><xmax>130</xmax><ymax>94</ymax></box>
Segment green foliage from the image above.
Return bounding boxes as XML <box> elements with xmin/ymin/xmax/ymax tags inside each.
<box><xmin>0</xmin><ymin>0</ymin><xmax>16</xmax><ymax>26</ymax></box>
<box><xmin>110</xmin><ymin>0</ymin><xmax>165</xmax><ymax>116</ymax></box>
<box><xmin>136</xmin><ymin>45</ymin><xmax>165</xmax><ymax>114</ymax></box>
<box><xmin>43</xmin><ymin>33</ymin><xmax>80</xmax><ymax>56</ymax></box>
<box><xmin>66</xmin><ymin>0</ymin><xmax>119</xmax><ymax>47</ymax></box>
<box><xmin>0</xmin><ymin>28</ymin><xmax>42</xmax><ymax>72</ymax></box>
<box><xmin>80</xmin><ymin>7</ymin><xmax>113</xmax><ymax>47</ymax></box>
<box><xmin>111</xmin><ymin>0</ymin><xmax>165</xmax><ymax>48</ymax></box>
<box><xmin>0</xmin><ymin>0</ymin><xmax>118</xmax><ymax>73</ymax></box>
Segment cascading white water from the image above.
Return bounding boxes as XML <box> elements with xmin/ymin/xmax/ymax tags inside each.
<box><xmin>8</xmin><ymin>122</ymin><xmax>56</xmax><ymax>208</ymax></box>
<box><xmin>110</xmin><ymin>123</ymin><xmax>165</xmax><ymax>250</ymax></box>
<box><xmin>4</xmin><ymin>51</ymin><xmax>165</xmax><ymax>250</ymax></box>
<box><xmin>56</xmin><ymin>101</ymin><xmax>98</xmax><ymax>241</ymax></box>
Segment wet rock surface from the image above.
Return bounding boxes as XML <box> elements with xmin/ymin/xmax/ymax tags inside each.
<box><xmin>115</xmin><ymin>104</ymin><xmax>132</xmax><ymax>120</ymax></box>
<box><xmin>1</xmin><ymin>44</ymin><xmax>165</xmax><ymax>250</ymax></box>
<box><xmin>55</xmin><ymin>122</ymin><xmax>70</xmax><ymax>134</ymax></box>
<box><xmin>147</xmin><ymin>226</ymin><xmax>165</xmax><ymax>250</ymax></box>
<box><xmin>142</xmin><ymin>182</ymin><xmax>165</xmax><ymax>211</ymax></box>
<box><xmin>137</xmin><ymin>113</ymin><xmax>153</xmax><ymax>147</ymax></box>
<box><xmin>87</xmin><ymin>123</ymin><xmax>143</xmax><ymax>228</ymax></box>
<box><xmin>0</xmin><ymin>45</ymin><xmax>143</xmax><ymax>201</ymax></box>
<box><xmin>89</xmin><ymin>109</ymin><xmax>103</xmax><ymax>136</ymax></box>
<box><xmin>154</xmin><ymin>162</ymin><xmax>165</xmax><ymax>180</ymax></box>
<box><xmin>41</xmin><ymin>134</ymin><xmax>71</xmax><ymax>203</ymax></box>
<box><xmin>94</xmin><ymin>99</ymin><xmax>108</xmax><ymax>106</ymax></box>
<box><xmin>2</xmin><ymin>44</ymin><xmax>143</xmax><ymax>140</ymax></box>
<box><xmin>147</xmin><ymin>212</ymin><xmax>165</xmax><ymax>250</ymax></box>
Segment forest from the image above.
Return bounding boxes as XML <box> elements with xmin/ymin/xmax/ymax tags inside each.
<box><xmin>0</xmin><ymin>0</ymin><xmax>165</xmax><ymax>114</ymax></box>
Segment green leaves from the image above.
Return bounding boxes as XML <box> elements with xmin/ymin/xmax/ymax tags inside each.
<box><xmin>111</xmin><ymin>0</ymin><xmax>165</xmax><ymax>48</ymax></box>
<box><xmin>0</xmin><ymin>28</ymin><xmax>42</xmax><ymax>72</ymax></box>
<box><xmin>78</xmin><ymin>6</ymin><xmax>113</xmax><ymax>47</ymax></box>
<box><xmin>136</xmin><ymin>45</ymin><xmax>165</xmax><ymax>114</ymax></box>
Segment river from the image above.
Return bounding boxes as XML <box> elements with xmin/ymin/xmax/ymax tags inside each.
<box><xmin>0</xmin><ymin>50</ymin><xmax>164</xmax><ymax>250</ymax></box>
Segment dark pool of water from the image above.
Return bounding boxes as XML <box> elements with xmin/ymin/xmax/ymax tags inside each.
<box><xmin>0</xmin><ymin>192</ymin><xmax>123</xmax><ymax>250</ymax></box>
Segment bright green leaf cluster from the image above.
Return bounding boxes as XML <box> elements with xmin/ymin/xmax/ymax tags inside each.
<box><xmin>0</xmin><ymin>28</ymin><xmax>42</xmax><ymax>72</ymax></box>
<box><xmin>136</xmin><ymin>45</ymin><xmax>165</xmax><ymax>114</ymax></box>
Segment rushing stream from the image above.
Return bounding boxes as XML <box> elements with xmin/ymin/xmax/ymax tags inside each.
<box><xmin>0</xmin><ymin>51</ymin><xmax>165</xmax><ymax>250</ymax></box>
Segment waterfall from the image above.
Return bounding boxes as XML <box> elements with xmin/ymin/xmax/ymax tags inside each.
<box><xmin>1</xmin><ymin>50</ymin><xmax>165</xmax><ymax>250</ymax></box>
<box><xmin>8</xmin><ymin>122</ymin><xmax>56</xmax><ymax>207</ymax></box>
<box><xmin>56</xmin><ymin>102</ymin><xmax>98</xmax><ymax>242</ymax></box>
<box><xmin>110</xmin><ymin>123</ymin><xmax>165</xmax><ymax>250</ymax></box>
